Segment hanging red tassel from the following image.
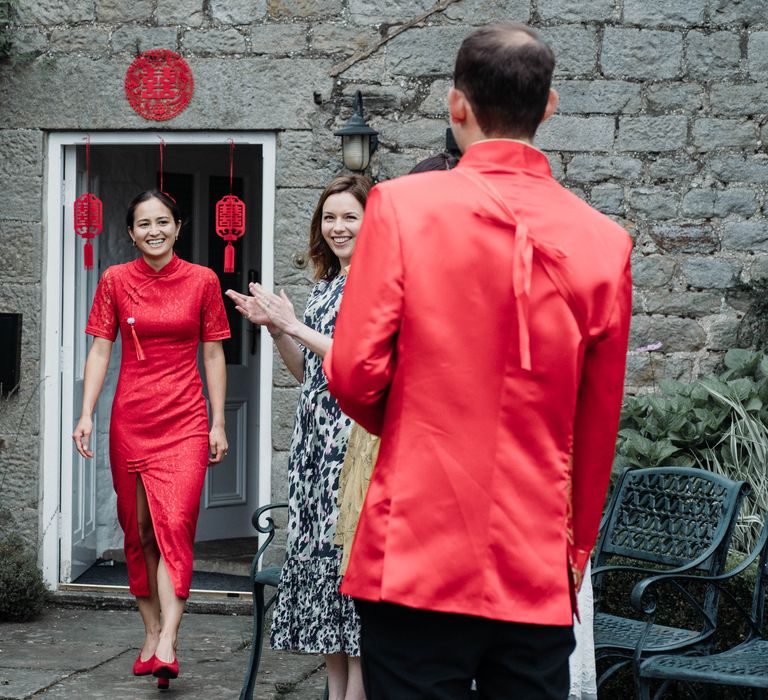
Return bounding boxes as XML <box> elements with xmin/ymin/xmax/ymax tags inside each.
<box><xmin>224</xmin><ymin>242</ymin><xmax>235</xmax><ymax>273</ymax></box>
<box><xmin>83</xmin><ymin>239</ymin><xmax>94</xmax><ymax>270</ymax></box>
<box><xmin>127</xmin><ymin>317</ymin><xmax>146</xmax><ymax>361</ymax></box>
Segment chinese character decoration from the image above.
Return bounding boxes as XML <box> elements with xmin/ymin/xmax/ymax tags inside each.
<box><xmin>124</xmin><ymin>48</ymin><xmax>193</xmax><ymax>121</ymax></box>
<box><xmin>215</xmin><ymin>140</ymin><xmax>246</xmax><ymax>273</ymax></box>
<box><xmin>73</xmin><ymin>136</ymin><xmax>102</xmax><ymax>270</ymax></box>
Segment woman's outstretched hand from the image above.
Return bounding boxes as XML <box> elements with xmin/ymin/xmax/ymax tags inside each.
<box><xmin>225</xmin><ymin>283</ymin><xmax>297</xmax><ymax>336</ymax></box>
<box><xmin>72</xmin><ymin>415</ymin><xmax>94</xmax><ymax>459</ymax></box>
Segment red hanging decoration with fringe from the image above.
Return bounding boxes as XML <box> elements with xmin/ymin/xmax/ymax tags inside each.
<box><xmin>215</xmin><ymin>140</ymin><xmax>246</xmax><ymax>273</ymax></box>
<box><xmin>73</xmin><ymin>137</ymin><xmax>103</xmax><ymax>270</ymax></box>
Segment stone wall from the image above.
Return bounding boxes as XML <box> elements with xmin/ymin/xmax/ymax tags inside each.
<box><xmin>1</xmin><ymin>0</ymin><xmax>767</xmax><ymax>546</ymax></box>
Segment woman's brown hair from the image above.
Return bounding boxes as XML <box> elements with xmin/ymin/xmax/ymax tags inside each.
<box><xmin>308</xmin><ymin>174</ymin><xmax>372</xmax><ymax>280</ymax></box>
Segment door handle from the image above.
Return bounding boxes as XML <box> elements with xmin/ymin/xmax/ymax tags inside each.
<box><xmin>248</xmin><ymin>269</ymin><xmax>260</xmax><ymax>355</ymax></box>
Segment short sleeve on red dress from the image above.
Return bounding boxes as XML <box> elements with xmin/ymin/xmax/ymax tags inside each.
<box><xmin>201</xmin><ymin>271</ymin><xmax>231</xmax><ymax>342</ymax></box>
<box><xmin>85</xmin><ymin>268</ymin><xmax>119</xmax><ymax>341</ymax></box>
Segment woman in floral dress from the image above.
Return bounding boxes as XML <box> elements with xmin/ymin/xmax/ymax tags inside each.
<box><xmin>227</xmin><ymin>174</ymin><xmax>371</xmax><ymax>700</ymax></box>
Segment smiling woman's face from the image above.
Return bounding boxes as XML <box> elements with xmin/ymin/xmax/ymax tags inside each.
<box><xmin>129</xmin><ymin>197</ymin><xmax>180</xmax><ymax>266</ymax></box>
<box><xmin>320</xmin><ymin>191</ymin><xmax>365</xmax><ymax>269</ymax></box>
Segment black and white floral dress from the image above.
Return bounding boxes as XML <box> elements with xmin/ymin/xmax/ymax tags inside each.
<box><xmin>270</xmin><ymin>274</ymin><xmax>360</xmax><ymax>656</ymax></box>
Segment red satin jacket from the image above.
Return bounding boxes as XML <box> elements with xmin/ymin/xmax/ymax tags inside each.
<box><xmin>324</xmin><ymin>140</ymin><xmax>633</xmax><ymax>625</ymax></box>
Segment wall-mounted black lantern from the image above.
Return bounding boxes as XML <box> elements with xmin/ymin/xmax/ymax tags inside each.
<box><xmin>334</xmin><ymin>90</ymin><xmax>379</xmax><ymax>172</ymax></box>
<box><xmin>0</xmin><ymin>313</ymin><xmax>21</xmax><ymax>396</ymax></box>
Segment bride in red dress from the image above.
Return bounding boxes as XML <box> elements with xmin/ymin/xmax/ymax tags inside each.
<box><xmin>72</xmin><ymin>190</ymin><xmax>230</xmax><ymax>689</ymax></box>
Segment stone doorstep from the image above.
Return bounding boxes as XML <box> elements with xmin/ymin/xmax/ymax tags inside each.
<box><xmin>50</xmin><ymin>589</ymin><xmax>254</xmax><ymax>616</ymax></box>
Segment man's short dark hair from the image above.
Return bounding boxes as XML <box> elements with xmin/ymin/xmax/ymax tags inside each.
<box><xmin>453</xmin><ymin>23</ymin><xmax>556</xmax><ymax>139</ymax></box>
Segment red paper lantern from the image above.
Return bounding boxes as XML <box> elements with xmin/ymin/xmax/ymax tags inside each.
<box><xmin>74</xmin><ymin>193</ymin><xmax>103</xmax><ymax>270</ymax></box>
<box><xmin>125</xmin><ymin>49</ymin><xmax>193</xmax><ymax>121</ymax></box>
<box><xmin>216</xmin><ymin>195</ymin><xmax>246</xmax><ymax>273</ymax></box>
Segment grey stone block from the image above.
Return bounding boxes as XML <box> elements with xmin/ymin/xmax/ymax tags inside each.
<box><xmin>379</xmin><ymin>117</ymin><xmax>449</xmax><ymax>151</ymax></box>
<box><xmin>0</xmin><ymin>175</ymin><xmax>43</xmax><ymax>221</ymax></box>
<box><xmin>553</xmin><ymin>80</ymin><xmax>642</xmax><ymax>114</ymax></box>
<box><xmin>722</xmin><ymin>221</ymin><xmax>768</xmax><ymax>252</ymax></box>
<box><xmin>645</xmin><ymin>82</ymin><xmax>705</xmax><ymax>112</ymax></box>
<box><xmin>419</xmin><ymin>79</ymin><xmax>451</xmax><ymax>116</ymax></box>
<box><xmin>715</xmin><ymin>189</ymin><xmax>759</xmax><ymax>217</ymax></box>
<box><xmin>251</xmin><ymin>23</ymin><xmax>308</xmax><ymax>54</ymax></box>
<box><xmin>710</xmin><ymin>155</ymin><xmax>768</xmax><ymax>183</ymax></box>
<box><xmin>539</xmin><ymin>26</ymin><xmax>598</xmax><ymax>76</ymax></box>
<box><xmin>0</xmin><ymin>221</ymin><xmax>41</xmax><ymax>279</ymax></box>
<box><xmin>10</xmin><ymin>29</ymin><xmax>48</xmax><ymax>56</ymax></box>
<box><xmin>589</xmin><ymin>183</ymin><xmax>624</xmax><ymax>214</ymax></box>
<box><xmin>0</xmin><ymin>56</ymin><xmax>332</xmax><ymax>130</ymax></box>
<box><xmin>275</xmin><ymin>130</ymin><xmax>339</xmax><ymax>188</ymax></box>
<box><xmin>0</xmin><ymin>129</ymin><xmax>43</xmax><ymax>177</ymax></box>
<box><xmin>273</xmin><ymin>187</ymin><xmax>321</xmax><ymax>283</ymax></box>
<box><xmin>748</xmin><ymin>32</ymin><xmax>768</xmax><ymax>78</ymax></box>
<box><xmin>377</xmin><ymin>151</ymin><xmax>426</xmax><ymax>181</ymax></box>
<box><xmin>156</xmin><ymin>0</ymin><xmax>205</xmax><ymax>26</ymax></box>
<box><xmin>96</xmin><ymin>0</ymin><xmax>153</xmax><ymax>22</ymax></box>
<box><xmin>211</xmin><ymin>0</ymin><xmax>267</xmax><ymax>24</ymax></box>
<box><xmin>711</xmin><ymin>0</ymin><xmax>767</xmax><ymax>26</ymax></box>
<box><xmin>443</xmin><ymin>0</ymin><xmax>530</xmax><ymax>23</ymax></box>
<box><xmin>50</xmin><ymin>27</ymin><xmax>111</xmax><ymax>55</ymax></box>
<box><xmin>601</xmin><ymin>29</ymin><xmax>683</xmax><ymax>79</ymax></box>
<box><xmin>628</xmin><ymin>188</ymin><xmax>678</xmax><ymax>219</ymax></box>
<box><xmin>386</xmin><ymin>26</ymin><xmax>468</xmax><ymax>77</ymax></box>
<box><xmin>268</xmin><ymin>0</ymin><xmax>342</xmax><ymax>20</ymax></box>
<box><xmin>310</xmin><ymin>22</ymin><xmax>377</xmax><ymax>54</ymax></box>
<box><xmin>547</xmin><ymin>153</ymin><xmax>565</xmax><ymax>181</ymax></box>
<box><xmin>13</xmin><ymin>0</ymin><xmax>94</xmax><ymax>24</ymax></box>
<box><xmin>650</xmin><ymin>223</ymin><xmax>718</xmax><ymax>253</ymax></box>
<box><xmin>111</xmin><ymin>27</ymin><xmax>179</xmax><ymax>54</ymax></box>
<box><xmin>749</xmin><ymin>254</ymin><xmax>768</xmax><ymax>282</ymax></box>
<box><xmin>272</xmin><ymin>386</ymin><xmax>301</xmax><ymax>451</ymax></box>
<box><xmin>616</xmin><ymin>116</ymin><xmax>688</xmax><ymax>152</ymax></box>
<box><xmin>623</xmin><ymin>0</ymin><xmax>705</xmax><ymax>26</ymax></box>
<box><xmin>644</xmin><ymin>290</ymin><xmax>722</xmax><ymax>317</ymax></box>
<box><xmin>182</xmin><ymin>28</ymin><xmax>247</xmax><ymax>55</ymax></box>
<box><xmin>709</xmin><ymin>84</ymin><xmax>768</xmax><ymax>116</ymax></box>
<box><xmin>348</xmin><ymin>0</ymin><xmax>434</xmax><ymax>24</ymax></box>
<box><xmin>681</xmin><ymin>188</ymin><xmax>716</xmax><ymax>218</ymax></box>
<box><xmin>629</xmin><ymin>315</ymin><xmax>707</xmax><ymax>352</ymax></box>
<box><xmin>685</xmin><ymin>31</ymin><xmax>742</xmax><ymax>78</ymax></box>
<box><xmin>631</xmin><ymin>254</ymin><xmax>676</xmax><ymax>288</ymax></box>
<box><xmin>682</xmin><ymin>256</ymin><xmax>742</xmax><ymax>289</ymax></box>
<box><xmin>566</xmin><ymin>154</ymin><xmax>643</xmax><ymax>182</ymax></box>
<box><xmin>538</xmin><ymin>0</ymin><xmax>616</xmax><ymax>22</ymax></box>
<box><xmin>0</xmin><ymin>282</ymin><xmax>41</xmax><ymax>360</ymax></box>
<box><xmin>536</xmin><ymin>116</ymin><xmax>615</xmax><ymax>151</ymax></box>
<box><xmin>649</xmin><ymin>157</ymin><xmax>701</xmax><ymax>180</ymax></box>
<box><xmin>693</xmin><ymin>118</ymin><xmax>758</xmax><ymax>151</ymax></box>
<box><xmin>706</xmin><ymin>314</ymin><xmax>742</xmax><ymax>351</ymax></box>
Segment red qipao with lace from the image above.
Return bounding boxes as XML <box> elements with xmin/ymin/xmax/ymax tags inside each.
<box><xmin>85</xmin><ymin>254</ymin><xmax>230</xmax><ymax>599</ymax></box>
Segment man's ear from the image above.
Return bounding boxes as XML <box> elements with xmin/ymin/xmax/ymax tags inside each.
<box><xmin>448</xmin><ymin>86</ymin><xmax>467</xmax><ymax>125</ymax></box>
<box><xmin>541</xmin><ymin>88</ymin><xmax>558</xmax><ymax>123</ymax></box>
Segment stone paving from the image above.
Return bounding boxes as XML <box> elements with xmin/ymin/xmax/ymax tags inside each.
<box><xmin>0</xmin><ymin>606</ymin><xmax>325</xmax><ymax>699</ymax></box>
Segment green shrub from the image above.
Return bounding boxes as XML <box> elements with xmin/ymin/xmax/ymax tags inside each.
<box><xmin>616</xmin><ymin>348</ymin><xmax>768</xmax><ymax>555</ymax></box>
<box><xmin>0</xmin><ymin>533</ymin><xmax>47</xmax><ymax>621</ymax></box>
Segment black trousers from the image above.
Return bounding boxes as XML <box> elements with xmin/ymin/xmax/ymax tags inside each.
<box><xmin>355</xmin><ymin>600</ymin><xmax>575</xmax><ymax>700</ymax></box>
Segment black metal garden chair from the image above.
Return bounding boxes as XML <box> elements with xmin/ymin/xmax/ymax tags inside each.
<box><xmin>636</xmin><ymin>518</ymin><xmax>768</xmax><ymax>699</ymax></box>
<box><xmin>592</xmin><ymin>466</ymin><xmax>750</xmax><ymax>694</ymax></box>
<box><xmin>239</xmin><ymin>502</ymin><xmax>287</xmax><ymax>700</ymax></box>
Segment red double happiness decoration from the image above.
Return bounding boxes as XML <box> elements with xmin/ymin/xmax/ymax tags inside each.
<box><xmin>73</xmin><ymin>137</ymin><xmax>103</xmax><ymax>270</ymax></box>
<box><xmin>124</xmin><ymin>48</ymin><xmax>193</xmax><ymax>121</ymax></box>
<box><xmin>215</xmin><ymin>140</ymin><xmax>246</xmax><ymax>273</ymax></box>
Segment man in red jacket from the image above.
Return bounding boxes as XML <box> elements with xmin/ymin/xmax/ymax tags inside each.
<box><xmin>324</xmin><ymin>22</ymin><xmax>632</xmax><ymax>700</ymax></box>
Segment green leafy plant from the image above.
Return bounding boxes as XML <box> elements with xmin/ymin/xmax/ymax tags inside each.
<box><xmin>616</xmin><ymin>349</ymin><xmax>768</xmax><ymax>555</ymax></box>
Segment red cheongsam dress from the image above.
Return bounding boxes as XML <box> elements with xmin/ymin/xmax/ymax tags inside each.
<box><xmin>85</xmin><ymin>254</ymin><xmax>230</xmax><ymax>599</ymax></box>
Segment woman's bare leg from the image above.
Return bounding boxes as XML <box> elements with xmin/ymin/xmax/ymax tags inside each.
<box><xmin>154</xmin><ymin>556</ymin><xmax>186</xmax><ymax>663</ymax></box>
<box><xmin>135</xmin><ymin>476</ymin><xmax>161</xmax><ymax>660</ymax></box>
<box><xmin>325</xmin><ymin>654</ymin><xmax>366</xmax><ymax>700</ymax></box>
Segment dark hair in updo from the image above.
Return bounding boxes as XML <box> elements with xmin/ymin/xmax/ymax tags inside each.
<box><xmin>126</xmin><ymin>189</ymin><xmax>182</xmax><ymax>230</ymax></box>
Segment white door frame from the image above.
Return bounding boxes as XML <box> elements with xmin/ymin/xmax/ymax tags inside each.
<box><xmin>40</xmin><ymin>131</ymin><xmax>276</xmax><ymax>589</ymax></box>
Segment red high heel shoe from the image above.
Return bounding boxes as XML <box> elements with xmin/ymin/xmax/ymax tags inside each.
<box><xmin>157</xmin><ymin>677</ymin><xmax>170</xmax><ymax>691</ymax></box>
<box><xmin>132</xmin><ymin>653</ymin><xmax>155</xmax><ymax>676</ymax></box>
<box><xmin>152</xmin><ymin>654</ymin><xmax>179</xmax><ymax>680</ymax></box>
